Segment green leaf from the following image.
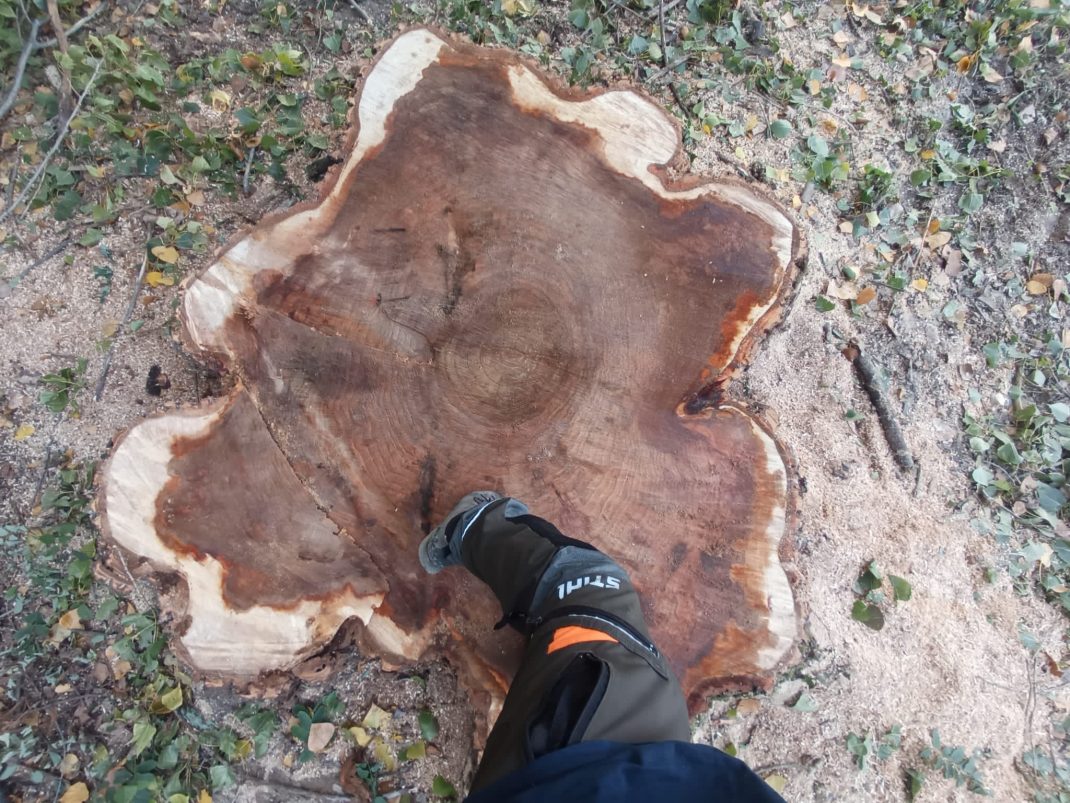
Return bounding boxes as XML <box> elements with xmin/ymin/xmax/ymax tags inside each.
<box><xmin>210</xmin><ymin>763</ymin><xmax>236</xmax><ymax>789</ymax></box>
<box><xmin>130</xmin><ymin>721</ymin><xmax>156</xmax><ymax>757</ymax></box>
<box><xmin>1050</xmin><ymin>402</ymin><xmax>1069</xmax><ymax>423</ymax></box>
<box><xmin>418</xmin><ymin>710</ymin><xmax>439</xmax><ymax>741</ymax></box>
<box><xmin>971</xmin><ymin>466</ymin><xmax>993</xmax><ymax>486</ymax></box>
<box><xmin>768</xmin><ymin>119</ymin><xmax>793</xmax><ymax>139</ymax></box>
<box><xmin>855</xmin><ymin>561</ymin><xmax>883</xmax><ymax>593</ymax></box>
<box><xmin>909</xmin><ymin>169</ymin><xmax>931</xmax><ymax>187</ymax></box>
<box><xmin>159</xmin><ymin>686</ymin><xmax>184</xmax><ymax>712</ymax></box>
<box><xmin>889</xmin><ymin>575</ymin><xmax>912</xmax><ymax>602</ymax></box>
<box><xmin>850</xmin><ymin>600</ymin><xmax>885</xmax><ymax>631</ymax></box>
<box><xmin>431</xmin><ymin>776</ymin><xmax>457</xmax><ymax>798</ymax></box>
<box><xmin>995</xmin><ymin>442</ymin><xmax>1021</xmax><ymax>466</ymax></box>
<box><xmin>815</xmin><ymin>295</ymin><xmax>835</xmax><ymax>312</ymax></box>
<box><xmin>958</xmin><ymin>191</ymin><xmax>983</xmax><ymax>214</ymax></box>
<box><xmin>807</xmin><ymin>134</ymin><xmax>829</xmax><ymax>156</ymax></box>
<box><xmin>906</xmin><ymin>767</ymin><xmax>924</xmax><ymax>800</ymax></box>
<box><xmin>792</xmin><ymin>692</ymin><xmax>818</xmax><ymax>712</ymax></box>
<box><xmin>53</xmin><ymin>190</ymin><xmax>83</xmax><ymax>221</ymax></box>
<box><xmin>79</xmin><ymin>228</ymin><xmax>104</xmax><ymax>247</ymax></box>
<box><xmin>94</xmin><ymin>594</ymin><xmax>120</xmax><ymax>620</ymax></box>
<box><xmin>403</xmin><ymin>741</ymin><xmax>426</xmax><ymax>761</ymax></box>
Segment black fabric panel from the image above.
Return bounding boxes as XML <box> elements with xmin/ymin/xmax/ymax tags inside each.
<box><xmin>526</xmin><ymin>653</ymin><xmax>610</xmax><ymax>760</ymax></box>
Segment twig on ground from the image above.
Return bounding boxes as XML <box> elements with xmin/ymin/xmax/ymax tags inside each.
<box><xmin>11</xmin><ymin>233</ymin><xmax>76</xmax><ymax>285</ymax></box>
<box><xmin>649</xmin><ymin>0</ymin><xmax>684</xmax><ymax>18</ymax></box>
<box><xmin>0</xmin><ymin>19</ymin><xmax>43</xmax><ymax>124</ymax></box>
<box><xmin>658</xmin><ymin>0</ymin><xmax>693</xmax><ymax>123</ymax></box>
<box><xmin>850</xmin><ymin>343</ymin><xmax>915</xmax><ymax>471</ymax></box>
<box><xmin>647</xmin><ymin>55</ymin><xmax>692</xmax><ymax>83</ymax></box>
<box><xmin>242</xmin><ymin>146</ymin><xmax>257</xmax><ymax>196</ymax></box>
<box><xmin>825</xmin><ymin>325</ymin><xmax>915</xmax><ymax>471</ymax></box>
<box><xmin>45</xmin><ymin>0</ymin><xmax>74</xmax><ymax>117</ymax></box>
<box><xmin>29</xmin><ymin>431</ymin><xmax>58</xmax><ymax>514</ymax></box>
<box><xmin>94</xmin><ymin>247</ymin><xmax>148</xmax><ymax>401</ymax></box>
<box><xmin>34</xmin><ymin>2</ymin><xmax>106</xmax><ymax>50</ymax></box>
<box><xmin>113</xmin><ymin>544</ymin><xmax>151</xmax><ymax>611</ymax></box>
<box><xmin>605</xmin><ymin>0</ymin><xmax>646</xmax><ymax>22</ymax></box>
<box><xmin>0</xmin><ymin>58</ymin><xmax>102</xmax><ymax>226</ymax></box>
<box><xmin>345</xmin><ymin>0</ymin><xmax>370</xmax><ymax>24</ymax></box>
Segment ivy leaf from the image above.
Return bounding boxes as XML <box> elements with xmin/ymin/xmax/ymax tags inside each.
<box><xmin>958</xmin><ymin>191</ymin><xmax>984</xmax><ymax>214</ymax></box>
<box><xmin>851</xmin><ymin>600</ymin><xmax>885</xmax><ymax>631</ymax></box>
<box><xmin>815</xmin><ymin>295</ymin><xmax>836</xmax><ymax>312</ymax></box>
<box><xmin>79</xmin><ymin>228</ymin><xmax>104</xmax><ymax>247</ymax></box>
<box><xmin>889</xmin><ymin>575</ymin><xmax>912</xmax><ymax>602</ymax></box>
<box><xmin>431</xmin><ymin>776</ymin><xmax>457</xmax><ymax>799</ymax></box>
<box><xmin>768</xmin><ymin>119</ymin><xmax>793</xmax><ymax>139</ymax></box>
<box><xmin>419</xmin><ymin>710</ymin><xmax>439</xmax><ymax>741</ymax></box>
<box><xmin>130</xmin><ymin>721</ymin><xmax>156</xmax><ymax>758</ymax></box>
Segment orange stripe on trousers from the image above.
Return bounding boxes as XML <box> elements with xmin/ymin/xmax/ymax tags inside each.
<box><xmin>546</xmin><ymin>625</ymin><xmax>618</xmax><ymax>654</ymax></box>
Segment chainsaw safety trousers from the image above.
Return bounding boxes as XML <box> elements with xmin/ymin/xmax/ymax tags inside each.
<box><xmin>456</xmin><ymin>498</ymin><xmax>691</xmax><ymax>792</ymax></box>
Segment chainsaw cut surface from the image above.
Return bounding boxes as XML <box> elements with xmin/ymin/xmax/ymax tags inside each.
<box><xmin>100</xmin><ymin>28</ymin><xmax>802</xmax><ymax>720</ymax></box>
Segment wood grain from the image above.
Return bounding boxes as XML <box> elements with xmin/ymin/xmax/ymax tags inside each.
<box><xmin>100</xmin><ymin>28</ymin><xmax>803</xmax><ymax>723</ymax></box>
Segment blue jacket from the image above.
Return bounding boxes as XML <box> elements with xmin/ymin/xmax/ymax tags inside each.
<box><xmin>465</xmin><ymin>740</ymin><xmax>786</xmax><ymax>802</ymax></box>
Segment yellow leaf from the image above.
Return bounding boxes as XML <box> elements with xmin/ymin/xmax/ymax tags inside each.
<box><xmin>920</xmin><ymin>149</ymin><xmax>936</xmax><ymax>160</ymax></box>
<box><xmin>856</xmin><ymin>286</ymin><xmax>878</xmax><ymax>305</ymax></box>
<box><xmin>807</xmin><ymin>79</ymin><xmax>822</xmax><ymax>95</ymax></box>
<box><xmin>349</xmin><ymin>726</ymin><xmax>372</xmax><ymax>746</ymax></box>
<box><xmin>146</xmin><ymin>271</ymin><xmax>175</xmax><ymax>288</ymax></box>
<box><xmin>151</xmin><ymin>245</ymin><xmax>180</xmax><ymax>264</ymax></box>
<box><xmin>956</xmin><ymin>54</ymin><xmax>975</xmax><ymax>73</ymax></box>
<box><xmin>55</xmin><ymin>683</ymin><xmax>73</xmax><ymax>694</ymax></box>
<box><xmin>58</xmin><ymin>753</ymin><xmax>79</xmax><ymax>777</ymax></box>
<box><xmin>60</xmin><ymin>782</ymin><xmax>90</xmax><ymax>803</ymax></box>
<box><xmin>101</xmin><ymin>320</ymin><xmax>119</xmax><ymax>338</ymax></box>
<box><xmin>1027</xmin><ymin>280</ymin><xmax>1048</xmax><ymax>295</ymax></box>
<box><xmin>58</xmin><ymin>610</ymin><xmax>81</xmax><ymax>630</ymax></box>
<box><xmin>198</xmin><ymin>791</ymin><xmax>212</xmax><ymax>803</ymax></box>
<box><xmin>832</xmin><ymin>55</ymin><xmax>852</xmax><ymax>68</ymax></box>
<box><xmin>925</xmin><ymin>231</ymin><xmax>952</xmax><ymax>249</ymax></box>
<box><xmin>209</xmin><ymin>89</ymin><xmax>232</xmax><ymax>111</ymax></box>
<box><xmin>764</xmin><ymin>774</ymin><xmax>788</xmax><ymax>793</ymax></box>
<box><xmin>14</xmin><ymin>424</ymin><xmax>35</xmax><ymax>441</ymax></box>
<box><xmin>186</xmin><ymin>190</ymin><xmax>206</xmax><ymax>206</ymax></box>
<box><xmin>362</xmin><ymin>703</ymin><xmax>390</xmax><ymax>729</ymax></box>
<box><xmin>910</xmin><ymin>278</ymin><xmax>929</xmax><ymax>292</ymax></box>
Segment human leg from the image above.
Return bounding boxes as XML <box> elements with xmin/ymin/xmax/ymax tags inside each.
<box><xmin>427</xmin><ymin>497</ymin><xmax>690</xmax><ymax>791</ymax></box>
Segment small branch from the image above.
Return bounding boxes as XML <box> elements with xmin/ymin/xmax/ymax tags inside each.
<box><xmin>45</xmin><ymin>0</ymin><xmax>74</xmax><ymax>118</ymax></box>
<box><xmin>658</xmin><ymin>0</ymin><xmax>692</xmax><ymax>121</ymax></box>
<box><xmin>647</xmin><ymin>54</ymin><xmax>692</xmax><ymax>83</ymax></box>
<box><xmin>0</xmin><ymin>19</ymin><xmax>42</xmax><ymax>124</ymax></box>
<box><xmin>649</xmin><ymin>0</ymin><xmax>684</xmax><ymax>18</ymax></box>
<box><xmin>94</xmin><ymin>247</ymin><xmax>148</xmax><ymax>401</ymax></box>
<box><xmin>242</xmin><ymin>146</ymin><xmax>257</xmax><ymax>196</ymax></box>
<box><xmin>849</xmin><ymin>343</ymin><xmax>915</xmax><ymax>471</ymax></box>
<box><xmin>34</xmin><ymin>3</ymin><xmax>106</xmax><ymax>50</ymax></box>
<box><xmin>345</xmin><ymin>0</ymin><xmax>370</xmax><ymax>24</ymax></box>
<box><xmin>10</xmin><ymin>234</ymin><xmax>76</xmax><ymax>286</ymax></box>
<box><xmin>605</xmin><ymin>0</ymin><xmax>646</xmax><ymax>22</ymax></box>
<box><xmin>0</xmin><ymin>58</ymin><xmax>102</xmax><ymax>226</ymax></box>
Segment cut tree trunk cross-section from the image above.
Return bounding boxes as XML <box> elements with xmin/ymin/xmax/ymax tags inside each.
<box><xmin>100</xmin><ymin>28</ymin><xmax>803</xmax><ymax>728</ymax></box>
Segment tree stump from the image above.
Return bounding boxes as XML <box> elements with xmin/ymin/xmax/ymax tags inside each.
<box><xmin>100</xmin><ymin>28</ymin><xmax>803</xmax><ymax>722</ymax></box>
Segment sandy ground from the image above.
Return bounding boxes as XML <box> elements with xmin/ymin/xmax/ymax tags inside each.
<box><xmin>2</xmin><ymin>2</ymin><xmax>1068</xmax><ymax>800</ymax></box>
